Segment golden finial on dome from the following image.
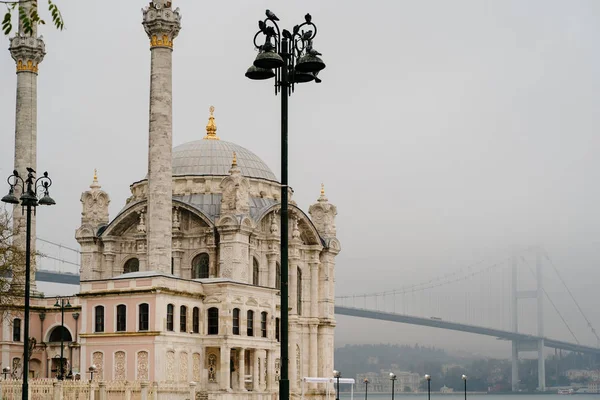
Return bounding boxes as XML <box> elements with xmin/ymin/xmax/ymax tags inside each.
<box><xmin>321</xmin><ymin>183</ymin><xmax>325</xmax><ymax>196</ymax></box>
<box><xmin>94</xmin><ymin>169</ymin><xmax>98</xmax><ymax>182</ymax></box>
<box><xmin>232</xmin><ymin>151</ymin><xmax>237</xmax><ymax>167</ymax></box>
<box><xmin>90</xmin><ymin>168</ymin><xmax>101</xmax><ymax>189</ymax></box>
<box><xmin>204</xmin><ymin>105</ymin><xmax>220</xmax><ymax>140</ymax></box>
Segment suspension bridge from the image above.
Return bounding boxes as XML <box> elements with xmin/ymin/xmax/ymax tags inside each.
<box><xmin>35</xmin><ymin>239</ymin><xmax>599</xmax><ymax>392</ymax></box>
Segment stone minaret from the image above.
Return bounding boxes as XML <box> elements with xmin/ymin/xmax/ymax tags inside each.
<box><xmin>142</xmin><ymin>0</ymin><xmax>181</xmax><ymax>273</ymax></box>
<box><xmin>9</xmin><ymin>1</ymin><xmax>46</xmax><ymax>293</ymax></box>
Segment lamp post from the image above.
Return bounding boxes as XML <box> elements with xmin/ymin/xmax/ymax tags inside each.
<box><xmin>364</xmin><ymin>378</ymin><xmax>369</xmax><ymax>400</ymax></box>
<box><xmin>425</xmin><ymin>374</ymin><xmax>431</xmax><ymax>400</ymax></box>
<box><xmin>2</xmin><ymin>366</ymin><xmax>10</xmax><ymax>379</ymax></box>
<box><xmin>333</xmin><ymin>370</ymin><xmax>341</xmax><ymax>400</ymax></box>
<box><xmin>2</xmin><ymin>168</ymin><xmax>55</xmax><ymax>399</ymax></box>
<box><xmin>54</xmin><ymin>297</ymin><xmax>71</xmax><ymax>380</ymax></box>
<box><xmin>245</xmin><ymin>10</ymin><xmax>325</xmax><ymax>400</ymax></box>
<box><xmin>389</xmin><ymin>373</ymin><xmax>397</xmax><ymax>400</ymax></box>
<box><xmin>462</xmin><ymin>375</ymin><xmax>467</xmax><ymax>400</ymax></box>
<box><xmin>87</xmin><ymin>365</ymin><xmax>97</xmax><ymax>382</ymax></box>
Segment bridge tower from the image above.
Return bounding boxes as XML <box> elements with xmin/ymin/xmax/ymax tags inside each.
<box><xmin>511</xmin><ymin>250</ymin><xmax>545</xmax><ymax>392</ymax></box>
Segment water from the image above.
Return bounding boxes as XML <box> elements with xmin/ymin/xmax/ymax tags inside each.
<box><xmin>339</xmin><ymin>396</ymin><xmax>588</xmax><ymax>399</ymax></box>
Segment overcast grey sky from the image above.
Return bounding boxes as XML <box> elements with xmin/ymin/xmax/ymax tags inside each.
<box><xmin>2</xmin><ymin>0</ymin><xmax>600</xmax><ymax>356</ymax></box>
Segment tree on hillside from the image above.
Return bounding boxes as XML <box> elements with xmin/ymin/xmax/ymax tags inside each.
<box><xmin>0</xmin><ymin>207</ymin><xmax>25</xmax><ymax>311</ymax></box>
<box><xmin>2</xmin><ymin>0</ymin><xmax>63</xmax><ymax>35</ymax></box>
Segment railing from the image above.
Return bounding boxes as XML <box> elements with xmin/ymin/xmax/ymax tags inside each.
<box><xmin>0</xmin><ymin>379</ymin><xmax>202</xmax><ymax>400</ymax></box>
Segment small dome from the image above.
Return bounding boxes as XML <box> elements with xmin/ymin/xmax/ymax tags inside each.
<box><xmin>172</xmin><ymin>139</ymin><xmax>277</xmax><ymax>181</ymax></box>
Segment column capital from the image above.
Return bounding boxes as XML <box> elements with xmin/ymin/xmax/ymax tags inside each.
<box><xmin>142</xmin><ymin>1</ymin><xmax>181</xmax><ymax>49</ymax></box>
<box><xmin>9</xmin><ymin>34</ymin><xmax>45</xmax><ymax>74</ymax></box>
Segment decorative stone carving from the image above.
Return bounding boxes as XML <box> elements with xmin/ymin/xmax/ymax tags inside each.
<box><xmin>264</xmin><ymin>358</ymin><xmax>267</xmax><ymax>388</ymax></box>
<box><xmin>292</xmin><ymin>216</ymin><xmax>300</xmax><ymax>240</ymax></box>
<box><xmin>193</xmin><ymin>353</ymin><xmax>201</xmax><ymax>382</ymax></box>
<box><xmin>9</xmin><ymin>34</ymin><xmax>45</xmax><ymax>74</ymax></box>
<box><xmin>166</xmin><ymin>351</ymin><xmax>175</xmax><ymax>381</ymax></box>
<box><xmin>172</xmin><ymin>207</ymin><xmax>180</xmax><ymax>231</ymax></box>
<box><xmin>137</xmin><ymin>351</ymin><xmax>149</xmax><ymax>380</ymax></box>
<box><xmin>77</xmin><ymin>172</ymin><xmax>111</xmax><ymax>239</ymax></box>
<box><xmin>114</xmin><ymin>351</ymin><xmax>126</xmax><ymax>380</ymax></box>
<box><xmin>208</xmin><ymin>353</ymin><xmax>217</xmax><ymax>382</ymax></box>
<box><xmin>142</xmin><ymin>0</ymin><xmax>182</xmax><ymax>49</ymax></box>
<box><xmin>92</xmin><ymin>352</ymin><xmax>104</xmax><ymax>380</ymax></box>
<box><xmin>179</xmin><ymin>352</ymin><xmax>188</xmax><ymax>381</ymax></box>
<box><xmin>270</xmin><ymin>213</ymin><xmax>279</xmax><ymax>235</ymax></box>
<box><xmin>296</xmin><ymin>345</ymin><xmax>301</xmax><ymax>386</ymax></box>
<box><xmin>137</xmin><ymin>208</ymin><xmax>147</xmax><ymax>233</ymax></box>
<box><xmin>220</xmin><ymin>153</ymin><xmax>250</xmax><ymax>215</ymax></box>
<box><xmin>308</xmin><ymin>184</ymin><xmax>337</xmax><ymax>238</ymax></box>
<box><xmin>275</xmin><ymin>358</ymin><xmax>280</xmax><ymax>382</ymax></box>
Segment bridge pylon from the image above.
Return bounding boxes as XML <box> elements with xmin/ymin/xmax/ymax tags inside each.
<box><xmin>511</xmin><ymin>250</ymin><xmax>545</xmax><ymax>392</ymax></box>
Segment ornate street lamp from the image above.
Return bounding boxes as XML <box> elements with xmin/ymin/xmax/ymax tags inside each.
<box><xmin>87</xmin><ymin>364</ymin><xmax>97</xmax><ymax>382</ymax></box>
<box><xmin>364</xmin><ymin>378</ymin><xmax>369</xmax><ymax>400</ymax></box>
<box><xmin>246</xmin><ymin>10</ymin><xmax>325</xmax><ymax>400</ymax></box>
<box><xmin>462</xmin><ymin>375</ymin><xmax>467</xmax><ymax>400</ymax></box>
<box><xmin>390</xmin><ymin>373</ymin><xmax>397</xmax><ymax>400</ymax></box>
<box><xmin>425</xmin><ymin>375</ymin><xmax>431</xmax><ymax>400</ymax></box>
<box><xmin>333</xmin><ymin>370</ymin><xmax>341</xmax><ymax>400</ymax></box>
<box><xmin>54</xmin><ymin>297</ymin><xmax>71</xmax><ymax>380</ymax></box>
<box><xmin>2</xmin><ymin>366</ymin><xmax>10</xmax><ymax>380</ymax></box>
<box><xmin>2</xmin><ymin>168</ymin><xmax>55</xmax><ymax>398</ymax></box>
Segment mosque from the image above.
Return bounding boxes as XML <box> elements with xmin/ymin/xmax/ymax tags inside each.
<box><xmin>1</xmin><ymin>0</ymin><xmax>339</xmax><ymax>398</ymax></box>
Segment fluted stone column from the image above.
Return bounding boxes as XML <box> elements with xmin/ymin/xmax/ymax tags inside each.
<box><xmin>309</xmin><ymin>324</ymin><xmax>318</xmax><ymax>379</ymax></box>
<box><xmin>9</xmin><ymin>3</ymin><xmax>45</xmax><ymax>294</ymax></box>
<box><xmin>238</xmin><ymin>348</ymin><xmax>246</xmax><ymax>391</ymax></box>
<box><xmin>267</xmin><ymin>252</ymin><xmax>278</xmax><ymax>288</ymax></box>
<box><xmin>142</xmin><ymin>1</ymin><xmax>181</xmax><ymax>273</ymax></box>
<box><xmin>310</xmin><ymin>262</ymin><xmax>319</xmax><ymax>317</ymax></box>
<box><xmin>220</xmin><ymin>346</ymin><xmax>231</xmax><ymax>391</ymax></box>
<box><xmin>252</xmin><ymin>350</ymin><xmax>260</xmax><ymax>391</ymax></box>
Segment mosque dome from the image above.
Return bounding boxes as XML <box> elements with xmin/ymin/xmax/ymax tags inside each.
<box><xmin>171</xmin><ymin>107</ymin><xmax>277</xmax><ymax>182</ymax></box>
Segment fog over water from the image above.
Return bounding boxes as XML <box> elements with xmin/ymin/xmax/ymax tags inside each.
<box><xmin>1</xmin><ymin>1</ymin><xmax>599</xmax><ymax>357</ymax></box>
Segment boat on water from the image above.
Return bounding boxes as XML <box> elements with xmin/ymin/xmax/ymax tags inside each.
<box><xmin>558</xmin><ymin>388</ymin><xmax>575</xmax><ymax>395</ymax></box>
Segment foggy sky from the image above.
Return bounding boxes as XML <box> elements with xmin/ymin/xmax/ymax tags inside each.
<box><xmin>1</xmin><ymin>0</ymin><xmax>600</xmax><ymax>357</ymax></box>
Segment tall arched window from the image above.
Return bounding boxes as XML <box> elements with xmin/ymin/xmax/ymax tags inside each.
<box><xmin>275</xmin><ymin>317</ymin><xmax>280</xmax><ymax>342</ymax></box>
<box><xmin>247</xmin><ymin>310</ymin><xmax>254</xmax><ymax>337</ymax></box>
<box><xmin>12</xmin><ymin>318</ymin><xmax>21</xmax><ymax>341</ymax></box>
<box><xmin>192</xmin><ymin>253</ymin><xmax>209</xmax><ymax>279</ymax></box>
<box><xmin>166</xmin><ymin>304</ymin><xmax>174</xmax><ymax>331</ymax></box>
<box><xmin>297</xmin><ymin>267</ymin><xmax>302</xmax><ymax>316</ymax></box>
<box><xmin>261</xmin><ymin>312</ymin><xmax>267</xmax><ymax>338</ymax></box>
<box><xmin>253</xmin><ymin>258</ymin><xmax>259</xmax><ymax>286</ymax></box>
<box><xmin>139</xmin><ymin>303</ymin><xmax>149</xmax><ymax>331</ymax></box>
<box><xmin>192</xmin><ymin>307</ymin><xmax>200</xmax><ymax>333</ymax></box>
<box><xmin>49</xmin><ymin>326</ymin><xmax>72</xmax><ymax>342</ymax></box>
<box><xmin>116</xmin><ymin>305</ymin><xmax>127</xmax><ymax>332</ymax></box>
<box><xmin>276</xmin><ymin>262</ymin><xmax>281</xmax><ymax>290</ymax></box>
<box><xmin>123</xmin><ymin>258</ymin><xmax>139</xmax><ymax>274</ymax></box>
<box><xmin>95</xmin><ymin>306</ymin><xmax>104</xmax><ymax>333</ymax></box>
<box><xmin>180</xmin><ymin>306</ymin><xmax>187</xmax><ymax>332</ymax></box>
<box><xmin>232</xmin><ymin>308</ymin><xmax>240</xmax><ymax>335</ymax></box>
<box><xmin>207</xmin><ymin>308</ymin><xmax>219</xmax><ymax>335</ymax></box>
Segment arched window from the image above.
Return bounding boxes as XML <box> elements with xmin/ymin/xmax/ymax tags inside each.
<box><xmin>95</xmin><ymin>306</ymin><xmax>104</xmax><ymax>333</ymax></box>
<box><xmin>139</xmin><ymin>303</ymin><xmax>149</xmax><ymax>331</ymax></box>
<box><xmin>253</xmin><ymin>258</ymin><xmax>259</xmax><ymax>286</ymax></box>
<box><xmin>166</xmin><ymin>304</ymin><xmax>174</xmax><ymax>332</ymax></box>
<box><xmin>49</xmin><ymin>326</ymin><xmax>72</xmax><ymax>342</ymax></box>
<box><xmin>116</xmin><ymin>304</ymin><xmax>127</xmax><ymax>332</ymax></box>
<box><xmin>123</xmin><ymin>258</ymin><xmax>139</xmax><ymax>274</ymax></box>
<box><xmin>180</xmin><ymin>306</ymin><xmax>187</xmax><ymax>332</ymax></box>
<box><xmin>261</xmin><ymin>312</ymin><xmax>267</xmax><ymax>338</ymax></box>
<box><xmin>192</xmin><ymin>307</ymin><xmax>200</xmax><ymax>333</ymax></box>
<box><xmin>207</xmin><ymin>307</ymin><xmax>219</xmax><ymax>335</ymax></box>
<box><xmin>13</xmin><ymin>318</ymin><xmax>21</xmax><ymax>341</ymax></box>
<box><xmin>275</xmin><ymin>317</ymin><xmax>280</xmax><ymax>342</ymax></box>
<box><xmin>232</xmin><ymin>308</ymin><xmax>240</xmax><ymax>335</ymax></box>
<box><xmin>247</xmin><ymin>310</ymin><xmax>254</xmax><ymax>337</ymax></box>
<box><xmin>297</xmin><ymin>267</ymin><xmax>302</xmax><ymax>316</ymax></box>
<box><xmin>276</xmin><ymin>262</ymin><xmax>281</xmax><ymax>290</ymax></box>
<box><xmin>192</xmin><ymin>253</ymin><xmax>209</xmax><ymax>279</ymax></box>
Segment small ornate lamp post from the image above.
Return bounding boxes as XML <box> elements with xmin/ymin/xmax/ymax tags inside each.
<box><xmin>2</xmin><ymin>168</ymin><xmax>55</xmax><ymax>399</ymax></box>
<box><xmin>2</xmin><ymin>366</ymin><xmax>10</xmax><ymax>379</ymax></box>
<box><xmin>390</xmin><ymin>373</ymin><xmax>397</xmax><ymax>400</ymax></box>
<box><xmin>87</xmin><ymin>365</ymin><xmax>97</xmax><ymax>382</ymax></box>
<box><xmin>54</xmin><ymin>297</ymin><xmax>71</xmax><ymax>380</ymax></box>
<box><xmin>425</xmin><ymin>374</ymin><xmax>431</xmax><ymax>400</ymax></box>
<box><xmin>333</xmin><ymin>370</ymin><xmax>341</xmax><ymax>400</ymax></box>
<box><xmin>246</xmin><ymin>14</ymin><xmax>325</xmax><ymax>400</ymax></box>
<box><xmin>364</xmin><ymin>378</ymin><xmax>369</xmax><ymax>400</ymax></box>
<box><xmin>462</xmin><ymin>375</ymin><xmax>467</xmax><ymax>400</ymax></box>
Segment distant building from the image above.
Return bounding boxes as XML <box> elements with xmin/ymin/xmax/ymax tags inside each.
<box><xmin>357</xmin><ymin>370</ymin><xmax>421</xmax><ymax>393</ymax></box>
<box><xmin>588</xmin><ymin>381</ymin><xmax>600</xmax><ymax>394</ymax></box>
<box><xmin>440</xmin><ymin>385</ymin><xmax>454</xmax><ymax>393</ymax></box>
